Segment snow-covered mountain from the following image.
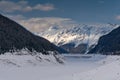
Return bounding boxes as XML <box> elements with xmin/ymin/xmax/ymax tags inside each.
<box><xmin>7</xmin><ymin>15</ymin><xmax>118</xmax><ymax>53</ymax></box>
<box><xmin>39</xmin><ymin>23</ymin><xmax>119</xmax><ymax>53</ymax></box>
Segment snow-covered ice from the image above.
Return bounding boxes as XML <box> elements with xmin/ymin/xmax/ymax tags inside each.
<box><xmin>74</xmin><ymin>55</ymin><xmax>120</xmax><ymax>80</ymax></box>
<box><xmin>0</xmin><ymin>54</ymin><xmax>120</xmax><ymax>80</ymax></box>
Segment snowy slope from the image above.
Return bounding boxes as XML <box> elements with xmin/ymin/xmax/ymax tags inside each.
<box><xmin>0</xmin><ymin>54</ymin><xmax>120</xmax><ymax>80</ymax></box>
<box><xmin>0</xmin><ymin>54</ymin><xmax>102</xmax><ymax>80</ymax></box>
<box><xmin>74</xmin><ymin>55</ymin><xmax>120</xmax><ymax>80</ymax></box>
<box><xmin>39</xmin><ymin>23</ymin><xmax>118</xmax><ymax>48</ymax></box>
<box><xmin>0</xmin><ymin>50</ymin><xmax>64</xmax><ymax>67</ymax></box>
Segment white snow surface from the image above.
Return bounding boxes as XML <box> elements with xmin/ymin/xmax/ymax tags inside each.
<box><xmin>39</xmin><ymin>23</ymin><xmax>119</xmax><ymax>47</ymax></box>
<box><xmin>74</xmin><ymin>55</ymin><xmax>120</xmax><ymax>80</ymax></box>
<box><xmin>0</xmin><ymin>53</ymin><xmax>120</xmax><ymax>80</ymax></box>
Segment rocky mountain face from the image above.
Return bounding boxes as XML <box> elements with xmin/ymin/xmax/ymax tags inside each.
<box><xmin>0</xmin><ymin>14</ymin><xmax>65</xmax><ymax>54</ymax></box>
<box><xmin>89</xmin><ymin>26</ymin><xmax>120</xmax><ymax>55</ymax></box>
<box><xmin>39</xmin><ymin>23</ymin><xmax>119</xmax><ymax>53</ymax></box>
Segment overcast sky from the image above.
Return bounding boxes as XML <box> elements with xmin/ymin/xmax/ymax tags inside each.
<box><xmin>0</xmin><ymin>0</ymin><xmax>120</xmax><ymax>32</ymax></box>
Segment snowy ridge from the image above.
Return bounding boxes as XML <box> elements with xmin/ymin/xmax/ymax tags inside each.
<box><xmin>39</xmin><ymin>23</ymin><xmax>119</xmax><ymax>47</ymax></box>
<box><xmin>0</xmin><ymin>50</ymin><xmax>64</xmax><ymax>67</ymax></box>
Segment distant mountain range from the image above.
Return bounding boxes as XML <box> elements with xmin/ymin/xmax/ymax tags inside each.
<box><xmin>39</xmin><ymin>23</ymin><xmax>119</xmax><ymax>53</ymax></box>
<box><xmin>0</xmin><ymin>14</ymin><xmax>66</xmax><ymax>54</ymax></box>
<box><xmin>2</xmin><ymin>13</ymin><xmax>119</xmax><ymax>55</ymax></box>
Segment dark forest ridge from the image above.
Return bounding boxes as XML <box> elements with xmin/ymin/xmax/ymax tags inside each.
<box><xmin>0</xmin><ymin>14</ymin><xmax>66</xmax><ymax>54</ymax></box>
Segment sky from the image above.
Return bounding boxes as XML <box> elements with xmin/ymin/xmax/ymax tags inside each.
<box><xmin>0</xmin><ymin>0</ymin><xmax>120</xmax><ymax>32</ymax></box>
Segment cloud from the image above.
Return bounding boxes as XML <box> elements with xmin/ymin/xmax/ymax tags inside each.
<box><xmin>19</xmin><ymin>17</ymin><xmax>72</xmax><ymax>33</ymax></box>
<box><xmin>6</xmin><ymin>14</ymin><xmax>72</xmax><ymax>33</ymax></box>
<box><xmin>116</xmin><ymin>15</ymin><xmax>120</xmax><ymax>20</ymax></box>
<box><xmin>0</xmin><ymin>1</ymin><xmax>55</xmax><ymax>12</ymax></box>
<box><xmin>33</xmin><ymin>4</ymin><xmax>55</xmax><ymax>11</ymax></box>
